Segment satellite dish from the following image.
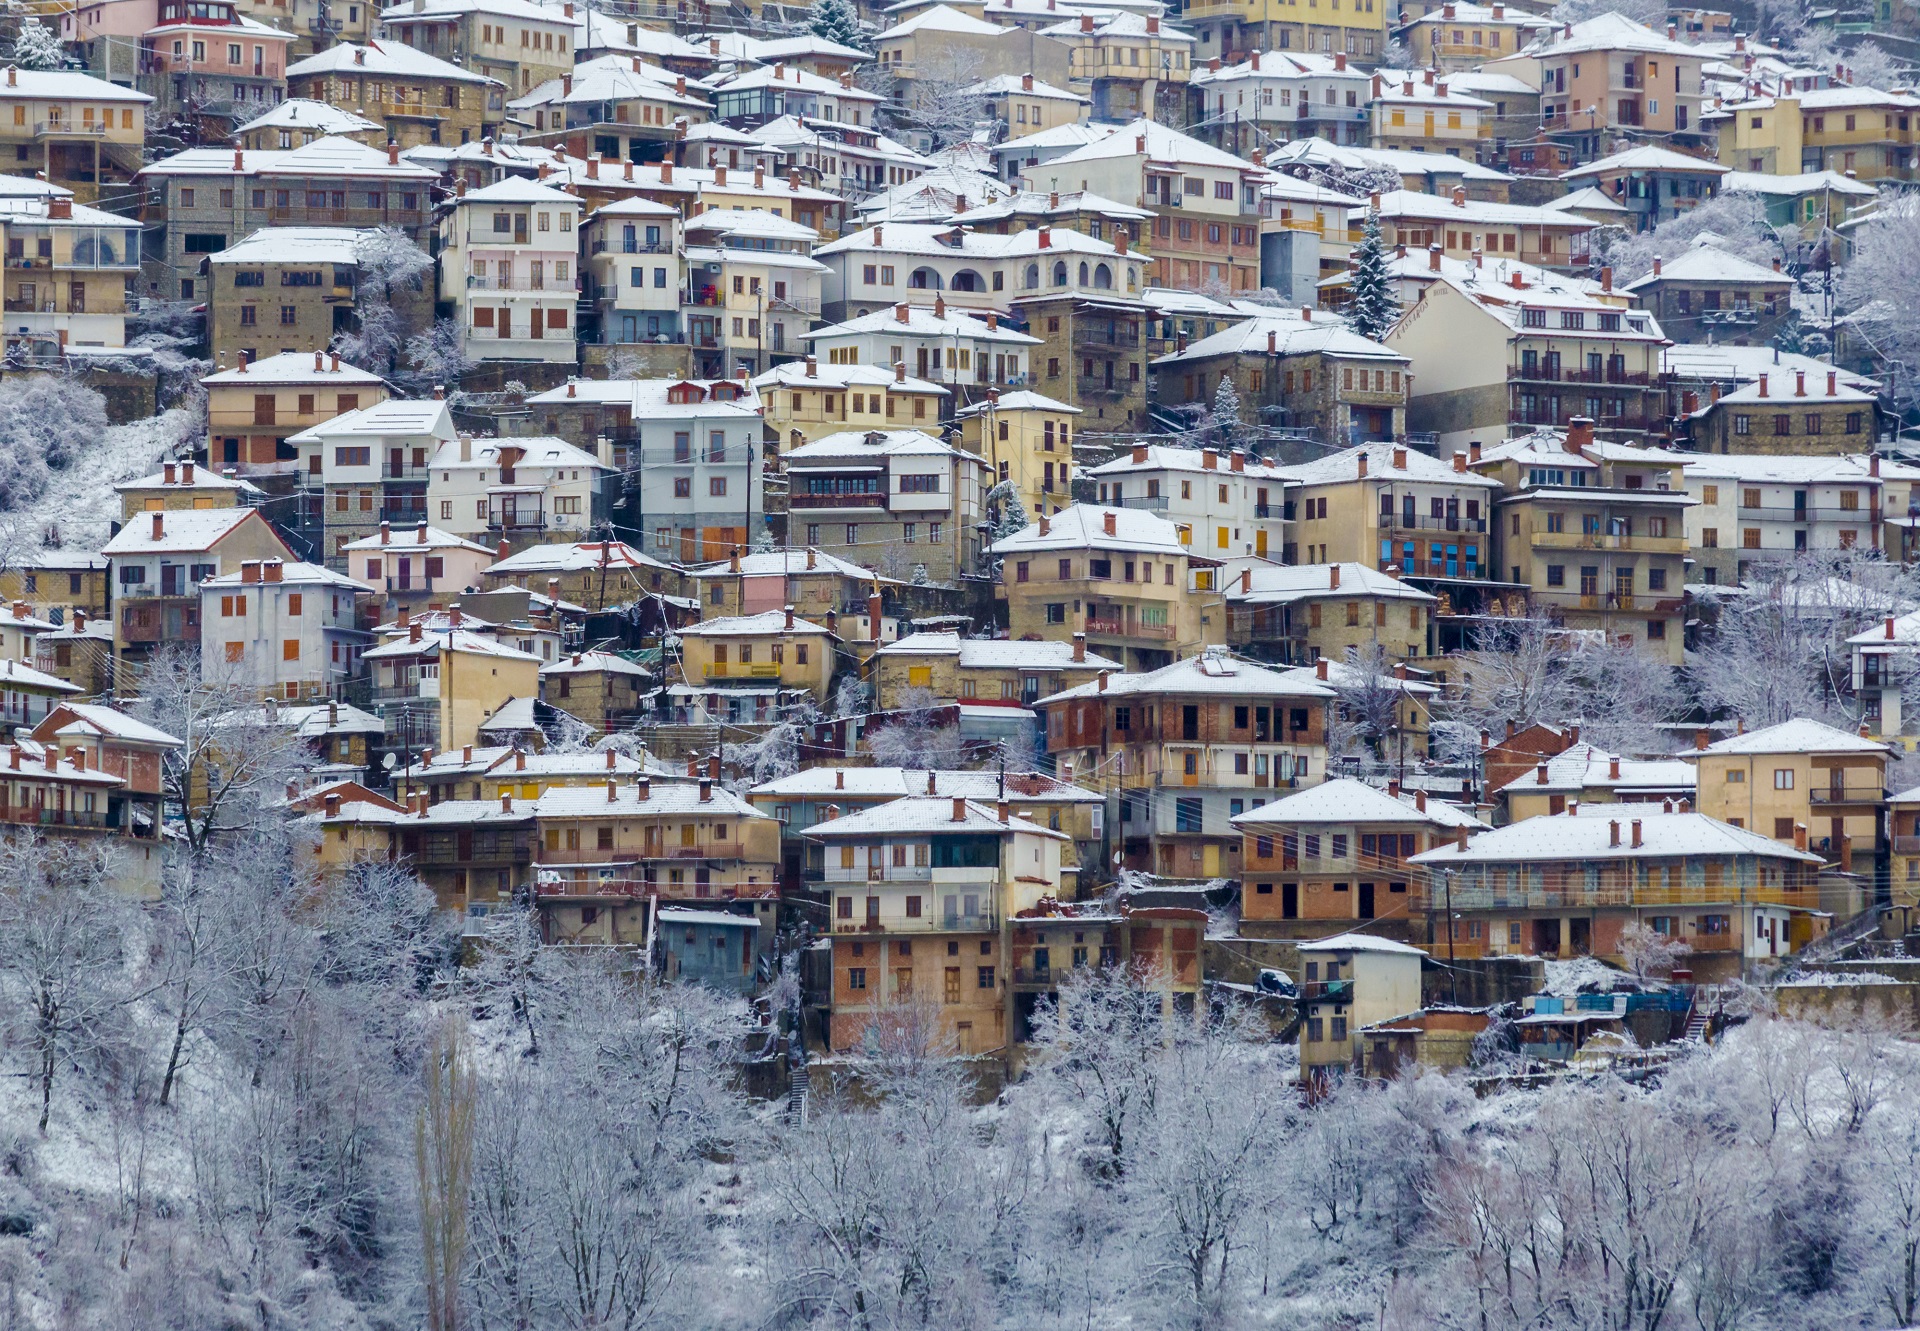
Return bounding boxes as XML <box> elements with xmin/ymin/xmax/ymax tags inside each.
<box><xmin>381</xmin><ymin>752</ymin><xmax>397</xmax><ymax>770</ymax></box>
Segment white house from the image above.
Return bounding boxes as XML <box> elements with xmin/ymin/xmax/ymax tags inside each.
<box><xmin>438</xmin><ymin>176</ymin><xmax>583</xmax><ymax>363</ymax></box>
<box><xmin>199</xmin><ymin>558</ymin><xmax>377</xmax><ymax>700</ymax></box>
<box><xmin>580</xmin><ymin>196</ymin><xmax>685</xmax><ymax>346</ymax></box>
<box><xmin>802</xmin><ymin>299</ymin><xmax>1042</xmax><ymax>390</ymax></box>
<box><xmin>1085</xmin><ymin>443</ymin><xmax>1292</xmax><ymax>562</ymax></box>
<box><xmin>426</xmin><ymin>435</ymin><xmax>612</xmax><ymax>544</ymax></box>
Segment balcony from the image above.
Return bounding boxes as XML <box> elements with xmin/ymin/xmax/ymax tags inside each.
<box><xmin>789</xmin><ymin>492</ymin><xmax>886</xmax><ymax>509</ymax></box>
<box><xmin>1112</xmin><ymin>494</ymin><xmax>1170</xmax><ymax>515</ymax></box>
<box><xmin>0</xmin><ymin>804</ymin><xmax>112</xmax><ymax>830</ymax></box>
<box><xmin>1385</xmin><ymin>513</ymin><xmax>1487</xmax><ymax>534</ymax></box>
<box><xmin>1530</xmin><ymin>530</ymin><xmax>1688</xmax><ymax>554</ymax></box>
<box><xmin>35</xmin><ymin>121</ymin><xmax>106</xmax><ymax>138</ymax></box>
<box><xmin>664</xmin><ymin>841</ymin><xmax>746</xmax><ymax>859</ymax></box>
<box><xmin>1509</xmin><ymin>364</ymin><xmax>1653</xmax><ymax>385</ymax></box>
<box><xmin>1299</xmin><ymin>979</ymin><xmax>1355</xmax><ymax>1004</ymax></box>
<box><xmin>1893</xmin><ymin>836</ymin><xmax>1920</xmax><ymax>855</ymax></box>
<box><xmin>1384</xmin><ymin>557</ymin><xmax>1484</xmax><ymax>579</ymax></box>
<box><xmin>1075</xmin><ymin>375</ymin><xmax>1129</xmax><ymax>399</ymax></box>
<box><xmin>831</xmin><ymin>910</ymin><xmax>997</xmax><ymax>934</ymax></box>
<box><xmin>706</xmin><ymin>663</ymin><xmax>781</xmax><ymax>680</ymax></box>
<box><xmin>1808</xmin><ymin>787</ymin><xmax>1888</xmax><ymax>806</ymax></box>
<box><xmin>1737</xmin><ymin>505</ymin><xmax>1874</xmax><ymax>521</ymax></box>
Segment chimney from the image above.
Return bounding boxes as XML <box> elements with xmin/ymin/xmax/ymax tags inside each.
<box><xmin>784</xmin><ymin>603</ymin><xmax>795</xmax><ymax>631</ymax></box>
<box><xmin>501</xmin><ymin>792</ymin><xmax>512</xmax><ymax>812</ymax></box>
<box><xmin>1451</xmin><ymin>186</ymin><xmax>1465</xmax><ymax>207</ymax></box>
<box><xmin>1023</xmin><ymin>73</ymin><xmax>1033</xmax><ymax>92</ymax></box>
<box><xmin>1072</xmin><ymin>632</ymin><xmax>1085</xmax><ymax>662</ymax></box>
<box><xmin>1330</xmin><ymin>565</ymin><xmax>1341</xmax><ymax>590</ymax></box>
<box><xmin>1429</xmin><ymin>243</ymin><xmax>1441</xmax><ymax>272</ymax></box>
<box><xmin>699</xmin><ymin>778</ymin><xmax>712</xmax><ymax>802</ymax></box>
<box><xmin>1653</xmin><ymin>257</ymin><xmax>1662</xmax><ymax>277</ymax></box>
<box><xmin>1536</xmin><ymin>761</ymin><xmax>1548</xmax><ymax>785</ymax></box>
<box><xmin>1889</xmin><ymin>616</ymin><xmax>1898</xmax><ymax>640</ymax></box>
<box><xmin>1566</xmin><ymin>417</ymin><xmax>1594</xmax><ymax>452</ymax></box>
<box><xmin>1393</xmin><ymin>446</ymin><xmax>1407</xmax><ymax>470</ymax></box>
<box><xmin>1610</xmin><ymin>820</ymin><xmax>1621</xmax><ymax>847</ymax></box>
<box><xmin>1210</xmin><ymin>56</ymin><xmax>1220</xmax><ymax>72</ymax></box>
<box><xmin>164</xmin><ymin>462</ymin><xmax>176</xmax><ymax>485</ymax></box>
<box><xmin>1795</xmin><ymin>822</ymin><xmax>1808</xmax><ymax>852</ymax></box>
<box><xmin>1146</xmin><ymin>14</ymin><xmax>1158</xmax><ymax>32</ymax></box>
<box><xmin>264</xmin><ymin>560</ymin><xmax>282</xmax><ymax>583</ymax></box>
<box><xmin>1452</xmin><ymin>452</ymin><xmax>1466</xmax><ymax>473</ymax></box>
<box><xmin>1097</xmin><ymin>670</ymin><xmax>1108</xmax><ymax>692</ymax></box>
<box><xmin>1204</xmin><ymin>449</ymin><xmax>1219</xmax><ymax>471</ymax></box>
<box><xmin>1080</xmin><ymin>12</ymin><xmax>1093</xmax><ymax>30</ymax></box>
<box><xmin>1132</xmin><ymin>443</ymin><xmax>1147</xmax><ymax>464</ymax></box>
<box><xmin>325</xmin><ymin>793</ymin><xmax>341</xmax><ymax>816</ymax></box>
<box><xmin>1759</xmin><ymin>374</ymin><xmax>1769</xmax><ymax>398</ymax></box>
<box><xmin>1039</xmin><ymin>515</ymin><xmax>1050</xmax><ymax>536</ymax></box>
<box><xmin>1039</xmin><ymin>226</ymin><xmax>1052</xmax><ymax>248</ymax></box>
<box><xmin>1455</xmin><ymin>827</ymin><xmax>1468</xmax><ymax>849</ymax></box>
<box><xmin>1316</xmin><ymin>659</ymin><xmax>1328</xmax><ymax>680</ymax></box>
<box><xmin>381</xmin><ymin>520</ymin><xmax>391</xmax><ymax>544</ymax></box>
<box><xmin>1695</xmin><ymin>729</ymin><xmax>1709</xmax><ymax>750</ymax></box>
<box><xmin>1240</xmin><ymin>568</ymin><xmax>1251</xmax><ymax>593</ymax></box>
<box><xmin>1116</xmin><ymin>232</ymin><xmax>1129</xmax><ymax>255</ymax></box>
<box><xmin>150</xmin><ymin>512</ymin><xmax>163</xmax><ymax>540</ymax></box>
<box><xmin>1358</xmin><ymin>454</ymin><xmax>1369</xmax><ymax>478</ymax></box>
<box><xmin>1302</xmin><ymin>307</ymin><xmax>1312</xmax><ymax>322</ymax></box>
<box><xmin>662</xmin><ymin>160</ymin><xmax>672</xmax><ymax>183</ymax></box>
<box><xmin>1630</xmin><ymin>819</ymin><xmax>1643</xmax><ymax>849</ymax></box>
<box><xmin>410</xmin><ymin>620</ymin><xmax>422</xmax><ymax>644</ymax></box>
<box><xmin>1103</xmin><ymin>512</ymin><xmax>1116</xmax><ymax>536</ymax></box>
<box><xmin>1796</xmin><ymin>371</ymin><xmax>1807</xmax><ymax>397</ymax></box>
<box><xmin>1830</xmin><ymin>371</ymin><xmax>1839</xmax><ymax>396</ymax></box>
<box><xmin>1268</xmin><ymin>330</ymin><xmax>1277</xmax><ymax>353</ymax></box>
<box><xmin>952</xmin><ymin>795</ymin><xmax>967</xmax><ymax>822</ymax></box>
<box><xmin>234</xmin><ymin>146</ymin><xmax>244</xmax><ymax>171</ymax></box>
<box><xmin>927</xmin><ymin>772</ymin><xmax>937</xmax><ymax>795</ymax></box>
<box><xmin>1389</xmin><ymin>779</ymin><xmax>1402</xmax><ymax>799</ymax></box>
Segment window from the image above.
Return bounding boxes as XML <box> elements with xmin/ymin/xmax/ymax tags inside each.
<box><xmin>1773</xmin><ymin>768</ymin><xmax>1794</xmax><ymax>790</ymax></box>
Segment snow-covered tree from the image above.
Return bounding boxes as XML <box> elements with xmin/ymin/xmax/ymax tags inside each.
<box><xmin>1445</xmin><ymin>615</ymin><xmax>1680</xmax><ymax>758</ymax></box>
<box><xmin>1618</xmin><ymin>921</ymin><xmax>1692</xmax><ymax>981</ymax></box>
<box><xmin>810</xmin><ymin>0</ymin><xmax>867</xmax><ymax>50</ymax></box>
<box><xmin>9</xmin><ymin>19</ymin><xmax>66</xmax><ymax>71</ymax></box>
<box><xmin>866</xmin><ymin>685</ymin><xmax>968</xmax><ymax>768</ymax></box>
<box><xmin>1551</xmin><ymin>0</ymin><xmax>1665</xmax><ymax>22</ymax></box>
<box><xmin>405</xmin><ymin>316</ymin><xmax>475</xmax><ymax>395</ymax></box>
<box><xmin>887</xmin><ymin>49</ymin><xmax>988</xmax><ymax>151</ymax></box>
<box><xmin>1206</xmin><ymin>374</ymin><xmax>1247</xmax><ymax>451</ymax></box>
<box><xmin>1606</xmin><ymin>191</ymin><xmax>1784</xmax><ymax>284</ymax></box>
<box><xmin>1346</xmin><ymin>208</ymin><xmax>1397</xmax><ymax>343</ymax></box>
<box><xmin>1842</xmin><ymin>42</ymin><xmax>1905</xmax><ymax>92</ymax></box>
<box><xmin>985</xmin><ymin>478</ymin><xmax>1028</xmax><ymax>543</ymax></box>
<box><xmin>332</xmin><ymin>227</ymin><xmax>431</xmax><ymax>382</ymax></box>
<box><xmin>0</xmin><ymin>374</ymin><xmax>110</xmax><ymax>511</ymax></box>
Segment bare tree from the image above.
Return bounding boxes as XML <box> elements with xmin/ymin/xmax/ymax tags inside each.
<box><xmin>418</xmin><ymin>1016</ymin><xmax>476</xmax><ymax>1331</ymax></box>
<box><xmin>0</xmin><ymin>836</ymin><xmax>136</xmax><ymax>1134</ymax></box>
<box><xmin>1618</xmin><ymin>921</ymin><xmax>1691</xmax><ymax>982</ymax></box>
<box><xmin>131</xmin><ymin>643</ymin><xmax>318</xmax><ymax>858</ymax></box>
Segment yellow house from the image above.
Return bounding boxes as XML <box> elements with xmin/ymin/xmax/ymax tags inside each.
<box><xmin>201</xmin><ymin>350</ymin><xmax>390</xmax><ymax>477</ymax></box>
<box><xmin>530</xmin><ymin>777</ymin><xmax>783</xmax><ymax>944</ymax></box>
<box><xmin>954</xmin><ymin>389</ymin><xmax>1083</xmax><ymax>520</ymax></box>
<box><xmin>990</xmin><ymin>503</ymin><xmax>1220</xmax><ymax>673</ymax></box>
<box><xmin>361</xmin><ymin>623</ymin><xmax>542</xmax><ymax>751</ymax></box>
<box><xmin>1496</xmin><ymin>740</ymin><xmax>1696</xmax><ymax>824</ymax></box>
<box><xmin>1887</xmin><ymin>784</ymin><xmax>1920</xmax><ymax>934</ymax></box>
<box><xmin>675</xmin><ymin>607</ymin><xmax>839</xmax><ymax>706</ymax></box>
<box><xmin>1707</xmin><ymin>89</ymin><xmax>1920</xmax><ymax>186</ymax></box>
<box><xmin>113</xmin><ymin>459</ymin><xmax>265</xmax><ymax>517</ymax></box>
<box><xmin>870</xmin><ymin>629</ymin><xmax>1121</xmax><ymax>710</ymax></box>
<box><xmin>970</xmin><ymin>72</ymin><xmax>1089</xmax><ymax>139</ymax></box>
<box><xmin>1691</xmin><ymin>718</ymin><xmax>1889</xmax><ymax>883</ymax></box>
<box><xmin>396</xmin><ymin>743</ymin><xmax>657</xmax><ymax>803</ymax></box>
<box><xmin>1176</xmin><ymin>0</ymin><xmax>1392</xmax><ymax>69</ymax></box>
<box><xmin>754</xmin><ymin>358</ymin><xmax>951</xmax><ymax>453</ymax></box>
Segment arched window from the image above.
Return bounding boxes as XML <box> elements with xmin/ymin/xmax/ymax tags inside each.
<box><xmin>951</xmin><ymin>268</ymin><xmax>983</xmax><ymax>292</ymax></box>
<box><xmin>1093</xmin><ymin>263</ymin><xmax>1113</xmax><ymax>289</ymax></box>
<box><xmin>1078</xmin><ymin>261</ymin><xmax>1090</xmax><ymax>285</ymax></box>
<box><xmin>1025</xmin><ymin>263</ymin><xmax>1040</xmax><ymax>289</ymax></box>
<box><xmin>908</xmin><ymin>266</ymin><xmax>942</xmax><ymax>290</ymax></box>
<box><xmin>1052</xmin><ymin>261</ymin><xmax>1067</xmax><ymax>287</ymax></box>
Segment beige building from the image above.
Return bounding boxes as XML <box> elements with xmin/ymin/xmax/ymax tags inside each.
<box><xmin>285</xmin><ymin>41</ymin><xmax>504</xmax><ymax>148</ymax></box>
<box><xmin>754</xmin><ymin>359</ymin><xmax>952</xmax><ymax>453</ymax></box>
<box><xmin>114</xmin><ymin>460</ymin><xmax>264</xmax><ymax>516</ymax></box>
<box><xmin>674</xmin><ymin>607</ymin><xmax>838</xmax><ymax>707</ymax></box>
<box><xmin>361</xmin><ymin>622</ymin><xmax>542</xmax><ymax>751</ymax></box>
<box><xmin>1472</xmin><ymin>420</ymin><xmax>1691</xmax><ymax>662</ymax></box>
<box><xmin>1686</xmin><ymin>368</ymin><xmax>1880</xmax><ymax>457</ymax></box>
<box><xmin>954</xmin><ymin>390</ymin><xmax>1082</xmax><ymax>522</ymax></box>
<box><xmin>871</xmin><ymin>630</ymin><xmax>1120</xmax><ymax>711</ymax></box>
<box><xmin>1692</xmin><ymin>718</ymin><xmax>1889</xmax><ymax>881</ymax></box>
<box><xmin>1530</xmin><ymin>14</ymin><xmax>1711</xmax><ymax>160</ymax></box>
<box><xmin>202</xmin><ymin>350</ymin><xmax>391</xmax><ymax>477</ymax></box>
<box><xmin>0</xmin><ymin>65</ymin><xmax>150</xmax><ymax>202</ymax></box>
<box><xmin>1221</xmin><ymin>562</ymin><xmax>1438</xmax><ymax>665</ymax></box>
<box><xmin>380</xmin><ymin>0</ymin><xmax>580</xmax><ymax>96</ymax></box>
<box><xmin>207</xmin><ymin>227</ymin><xmax>431</xmax><ymax>371</ymax></box>
<box><xmin>968</xmin><ymin>72</ymin><xmax>1088</xmax><ymax>139</ymax></box>
<box><xmin>991</xmin><ymin>504</ymin><xmax>1220</xmax><ymax>673</ymax></box>
<box><xmin>1285</xmin><ymin>441</ymin><xmax>1502</xmax><ymax>576</ymax></box>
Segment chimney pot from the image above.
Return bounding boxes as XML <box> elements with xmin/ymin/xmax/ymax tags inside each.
<box><xmin>1610</xmin><ymin>820</ymin><xmax>1621</xmax><ymax>847</ymax></box>
<box><xmin>952</xmin><ymin>795</ymin><xmax>967</xmax><ymax>821</ymax></box>
<box><xmin>1536</xmin><ymin>761</ymin><xmax>1548</xmax><ymax>785</ymax></box>
<box><xmin>1316</xmin><ymin>658</ymin><xmax>1328</xmax><ymax>680</ymax></box>
<box><xmin>1631</xmin><ymin>819</ymin><xmax>1643</xmax><ymax>849</ymax></box>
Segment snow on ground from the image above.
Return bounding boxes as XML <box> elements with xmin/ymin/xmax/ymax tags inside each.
<box><xmin>10</xmin><ymin>409</ymin><xmax>200</xmax><ymax>561</ymax></box>
<box><xmin>1779</xmin><ymin>970</ymin><xmax>1904</xmax><ymax>986</ymax></box>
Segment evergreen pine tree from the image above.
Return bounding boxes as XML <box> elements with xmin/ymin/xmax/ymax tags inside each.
<box><xmin>987</xmin><ymin>479</ymin><xmax>1029</xmax><ymax>541</ymax></box>
<box><xmin>811</xmin><ymin>0</ymin><xmax>867</xmax><ymax>51</ymax></box>
<box><xmin>10</xmin><ymin>20</ymin><xmax>65</xmax><ymax>71</ymax></box>
<box><xmin>1208</xmin><ymin>374</ymin><xmax>1245</xmax><ymax>450</ymax></box>
<box><xmin>1347</xmin><ymin>208</ymin><xmax>1397</xmax><ymax>344</ymax></box>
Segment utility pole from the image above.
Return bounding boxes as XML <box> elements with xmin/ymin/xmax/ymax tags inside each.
<box><xmin>1443</xmin><ymin>868</ymin><xmax>1458</xmax><ymax>1005</ymax></box>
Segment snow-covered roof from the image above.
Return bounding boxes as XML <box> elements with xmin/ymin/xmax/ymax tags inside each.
<box><xmin>343</xmin><ymin>524</ymin><xmax>493</xmax><ymax>554</ymax></box>
<box><xmin>203</xmin><ymin>350</ymin><xmax>386</xmax><ymax>386</ymax></box>
<box><xmin>521</xmin><ymin>377</ymin><xmax>762</xmax><ymax>419</ymax></box>
<box><xmin>1274</xmin><ymin>657</ymin><xmax>1438</xmax><ymax>696</ymax></box>
<box><xmin>114</xmin><ymin>467</ymin><xmax>264</xmax><ymax>497</ymax></box>
<box><xmin>876</xmin><ymin>631</ymin><xmax>1123</xmax><ymax>671</ymax></box>
<box><xmin>785</xmin><ymin>429</ymin><xmax>966</xmax><ymax>465</ymax></box>
<box><xmin>677</xmin><ymin>609</ymin><xmax>836</xmax><ymax>638</ymax></box>
<box><xmin>1698</xmin><ymin>372</ymin><xmax>1875</xmax><ymax>410</ymax></box>
<box><xmin>1525</xmin><ymin>12</ymin><xmax>1700</xmax><ymax>58</ymax></box>
<box><xmin>1412</xmin><ymin>806</ymin><xmax>1820</xmax><ymax>865</ymax></box>
<box><xmin>540</xmin><ymin>650</ymin><xmax>649</xmax><ymax>677</ymax></box>
<box><xmin>144</xmin><ymin>135</ymin><xmax>441</xmax><ymax>182</ymax></box>
<box><xmin>952</xmin><ymin>390</ymin><xmax>1082</xmax><ymax>417</ymax></box>
<box><xmin>1662</xmin><ymin>342</ymin><xmax>1875</xmax><ymax>391</ymax></box>
<box><xmin>800</xmin><ymin>794</ymin><xmax>1069</xmax><ymax>840</ymax></box>
<box><xmin>1264</xmin><ymin>135</ymin><xmax>1514</xmax><ymax>184</ymax></box>
<box><xmin>1038</xmin><ymin>10</ymin><xmax>1192</xmax><ymax>41</ymax></box>
<box><xmin>427</xmin><ymin>435</ymin><xmax>607</xmax><ymax>472</ymax></box>
<box><xmin>814</xmin><ymin>218</ymin><xmax>1132</xmax><ymax>263</ymax></box>
<box><xmin>0</xmin><ymin>658</ymin><xmax>80</xmax><ymax>695</ymax></box>
<box><xmin>1848</xmin><ymin>609</ymin><xmax>1920</xmax><ymax>648</ymax></box>
<box><xmin>1223</xmin><ymin>561</ymin><xmax>1436</xmax><ymax>605</ymax></box>
<box><xmin>48</xmin><ymin>703</ymin><xmax>183</xmax><ymax>748</ymax></box>
<box><xmin>754</xmin><ymin>362</ymin><xmax>948</xmax><ymax>395</ymax></box>
<box><xmin>1698</xmin><ymin>718</ymin><xmax>1888</xmax><ymax>756</ymax></box>
<box><xmin>752</xmin><ymin>766</ymin><xmax>1101</xmax><ymax>803</ymax></box>
<box><xmin>1561</xmin><ymin>145</ymin><xmax>1729</xmax><ymax>180</ymax></box>
<box><xmin>1041</xmin><ymin>115</ymin><xmax>1258</xmax><ymax>174</ymax></box>
<box><xmin>989</xmin><ymin>503</ymin><xmax>1189</xmax><ymax>558</ymax></box>
<box><xmin>801</xmin><ymin>304</ymin><xmax>1042</xmax><ymax>346</ymax></box>
<box><xmin>286</xmin><ymin>399</ymin><xmax>453</xmax><ymax>444</ymax></box>
<box><xmin>201</xmin><ymin>560</ymin><xmax>376</xmax><ymax>592</ymax></box>
<box><xmin>686</xmin><ymin>548</ymin><xmax>889</xmax><ymax>581</ymax></box>
<box><xmin>509</xmin><ymin>54</ymin><xmax>713</xmax><ymax>112</ymax></box>
<box><xmin>1677</xmin><ymin>452</ymin><xmax>1875</xmax><ymax>485</ymax></box>
<box><xmin>1084</xmin><ymin>442</ymin><xmax>1292</xmax><ymax>482</ymax></box>
<box><xmin>218</xmin><ymin>700</ymin><xmax>387</xmax><ymax>736</ymax></box>
<box><xmin>1232</xmin><ymin>777</ymin><xmax>1486</xmax><ymax>829</ymax></box>
<box><xmin>1150</xmin><ymin>312</ymin><xmax>1405</xmax><ymax>367</ymax></box>
<box><xmin>101</xmin><ymin>508</ymin><xmax>278</xmax><ymax>557</ymax></box>
<box><xmin>1036</xmin><ymin>649</ymin><xmax>1335</xmax><ymax>704</ymax></box>
<box><xmin>878</xmin><ymin>4</ymin><xmax>1007</xmax><ymax>37</ymax></box>
<box><xmin>656</xmin><ymin>907</ymin><xmax>761</xmax><ymax>928</ymax></box>
<box><xmin>484</xmin><ymin>540</ymin><xmax>675</xmax><ymax>575</ymax></box>
<box><xmin>288</xmin><ymin>39</ymin><xmax>501</xmax><ymax>83</ymax></box>
<box><xmin>1722</xmin><ymin>169</ymin><xmax>1877</xmax><ymax>199</ymax></box>
<box><xmin>210</xmin><ymin>226</ymin><xmax>377</xmax><ymax>267</ymax></box>
<box><xmin>363</xmin><ymin>628</ymin><xmax>543</xmax><ymax>662</ymax></box>
<box><xmin>1623</xmin><ymin>246</ymin><xmax>1789</xmax><ymax>290</ymax></box>
<box><xmin>236</xmin><ymin>98</ymin><xmax>384</xmax><ymax>137</ymax></box>
<box><xmin>1544</xmin><ymin>186</ymin><xmax>1632</xmax><ymax>216</ymax></box>
<box><xmin>1495</xmin><ymin>742</ymin><xmax>1697</xmax><ymax>796</ymax></box>
<box><xmin>1287</xmin><ymin>441</ymin><xmax>1502</xmax><ymax>489</ymax></box>
<box><xmin>381</xmin><ymin>0</ymin><xmax>573</xmax><ymax>21</ymax></box>
<box><xmin>455</xmin><ymin>175</ymin><xmax>582</xmax><ymax>206</ymax></box>
<box><xmin>1376</xmin><ymin>187</ymin><xmax>1595</xmax><ymax>230</ymax></box>
<box><xmin>1296</xmin><ymin>932</ymin><xmax>1429</xmax><ymax>955</ymax></box>
<box><xmin>0</xmin><ymin>67</ymin><xmax>150</xmax><ymax>101</ymax></box>
<box><xmin>963</xmin><ymin>73</ymin><xmax>1089</xmax><ymax>103</ymax></box>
